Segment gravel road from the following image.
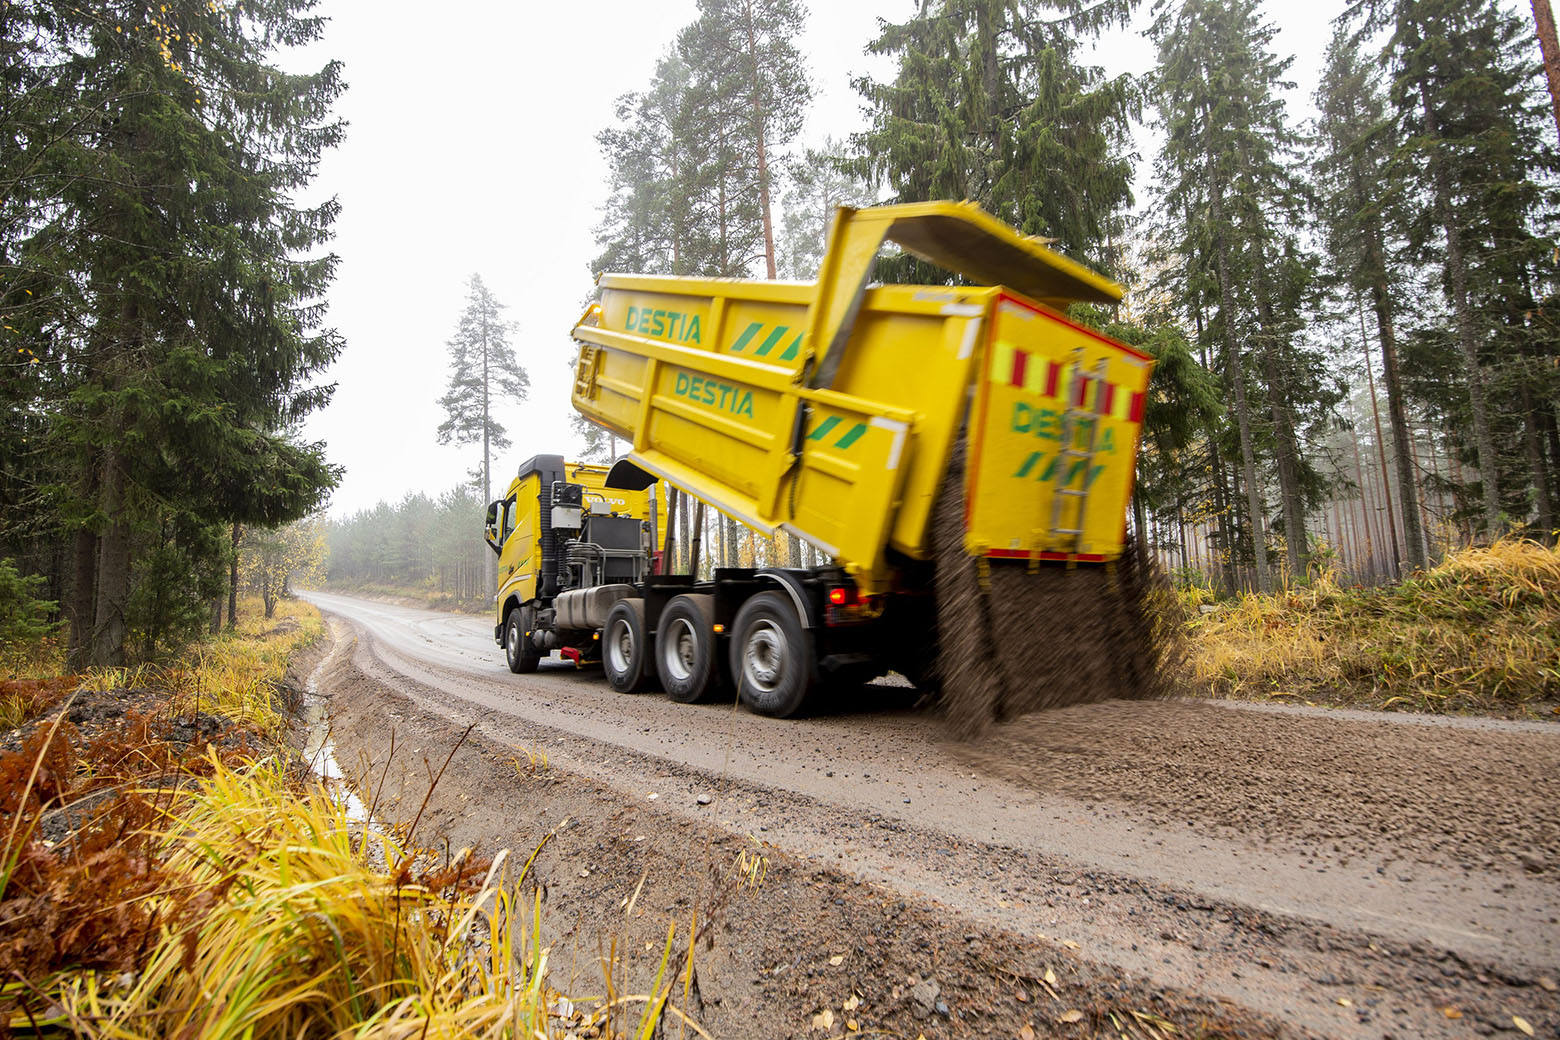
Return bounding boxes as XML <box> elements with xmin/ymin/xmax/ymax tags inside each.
<box><xmin>301</xmin><ymin>590</ymin><xmax>1560</xmax><ymax>1039</ymax></box>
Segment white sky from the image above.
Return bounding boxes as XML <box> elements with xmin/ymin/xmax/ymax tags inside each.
<box><xmin>295</xmin><ymin>0</ymin><xmax>1348</xmax><ymax>517</ymax></box>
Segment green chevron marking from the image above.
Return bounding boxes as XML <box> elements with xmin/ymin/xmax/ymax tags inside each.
<box><xmin>754</xmin><ymin>325</ymin><xmax>790</xmax><ymax>357</ymax></box>
<box><xmin>807</xmin><ymin>415</ymin><xmax>842</xmax><ymax>441</ymax></box>
<box><xmin>729</xmin><ymin>322</ymin><xmax>762</xmax><ymax>353</ymax></box>
<box><xmin>834</xmin><ymin>422</ymin><xmax>868</xmax><ymax>449</ymax></box>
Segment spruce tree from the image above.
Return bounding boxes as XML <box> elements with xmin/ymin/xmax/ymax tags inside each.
<box><xmin>1151</xmin><ymin>0</ymin><xmax>1285</xmax><ymax>586</ymax></box>
<box><xmin>1354</xmin><ymin>0</ymin><xmax>1560</xmax><ymax>534</ymax></box>
<box><xmin>1314</xmin><ymin>31</ymin><xmax>1429</xmax><ymax>567</ymax></box>
<box><xmin>852</xmin><ymin>0</ymin><xmax>1136</xmax><ymax>271</ymax></box>
<box><xmin>2</xmin><ymin>0</ymin><xmax>345</xmax><ymax>665</ymax></box>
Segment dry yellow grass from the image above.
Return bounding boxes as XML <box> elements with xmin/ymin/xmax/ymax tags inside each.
<box><xmin>68</xmin><ymin>596</ymin><xmax>324</xmax><ymax>734</ymax></box>
<box><xmin>5</xmin><ymin>596</ymin><xmax>701</xmax><ymax>1038</ymax></box>
<box><xmin>1187</xmin><ymin>540</ymin><xmax>1560</xmax><ymax>714</ymax></box>
<box><xmin>25</xmin><ymin>753</ymin><xmax>554</xmax><ymax>1038</ymax></box>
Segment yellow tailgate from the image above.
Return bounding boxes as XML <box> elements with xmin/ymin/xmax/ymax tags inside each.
<box><xmin>964</xmin><ymin>295</ymin><xmax>1153</xmax><ymax>561</ymax></box>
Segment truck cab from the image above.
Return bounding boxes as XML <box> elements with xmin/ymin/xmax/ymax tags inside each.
<box><xmin>485</xmin><ymin>455</ymin><xmax>662</xmax><ymax>672</ymax></box>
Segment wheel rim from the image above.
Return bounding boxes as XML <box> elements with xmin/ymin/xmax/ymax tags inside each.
<box><xmin>607</xmin><ymin>617</ymin><xmax>634</xmax><ymax>675</ymax></box>
<box><xmin>507</xmin><ymin>619</ymin><xmax>520</xmax><ymax>660</ymax></box>
<box><xmin>660</xmin><ymin>617</ymin><xmax>697</xmax><ymax>683</ymax></box>
<box><xmin>742</xmin><ymin>619</ymin><xmax>787</xmax><ymax>695</ymax></box>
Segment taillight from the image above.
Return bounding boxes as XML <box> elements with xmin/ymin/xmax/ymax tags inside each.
<box><xmin>827</xmin><ymin>586</ymin><xmax>856</xmax><ymax>606</ymax></box>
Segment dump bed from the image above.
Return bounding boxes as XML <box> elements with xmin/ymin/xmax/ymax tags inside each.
<box><xmin>570</xmin><ymin>201</ymin><xmax>1153</xmax><ymax>596</ymax></box>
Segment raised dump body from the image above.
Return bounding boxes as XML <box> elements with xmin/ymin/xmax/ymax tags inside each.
<box><xmin>570</xmin><ymin>201</ymin><xmax>1154</xmax><ymax>597</ymax></box>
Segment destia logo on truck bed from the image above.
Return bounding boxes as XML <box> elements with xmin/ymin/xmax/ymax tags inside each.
<box><xmin>674</xmin><ymin>371</ymin><xmax>754</xmax><ymax>417</ymax></box>
<box><xmin>625</xmin><ymin>305</ymin><xmax>702</xmax><ymax>344</ymax></box>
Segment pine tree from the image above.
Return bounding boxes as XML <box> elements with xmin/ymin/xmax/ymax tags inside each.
<box><xmin>436</xmin><ymin>275</ymin><xmax>529</xmax><ymax>509</ymax></box>
<box><xmin>593</xmin><ymin>53</ymin><xmax>695</xmax><ymax>277</ymax></box>
<box><xmin>677</xmin><ymin>0</ymin><xmax>810</xmax><ymax>279</ymax></box>
<box><xmin>780</xmin><ymin>137</ymin><xmax>874</xmax><ymax>280</ymax></box>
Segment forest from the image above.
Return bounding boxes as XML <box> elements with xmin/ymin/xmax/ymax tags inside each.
<box><xmin>5</xmin><ymin>0</ymin><xmax>1560</xmax><ymax>661</ymax></box>
<box><xmin>0</xmin><ymin>0</ymin><xmax>340</xmax><ymax>666</ymax></box>
<box><xmin>330</xmin><ymin>0</ymin><xmax>1560</xmax><ymax>604</ymax></box>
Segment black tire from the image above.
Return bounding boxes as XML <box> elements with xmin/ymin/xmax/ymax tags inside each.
<box><xmin>656</xmin><ymin>594</ymin><xmax>720</xmax><ymax>703</ymax></box>
<box><xmin>603</xmin><ymin>599</ymin><xmax>654</xmax><ymax>693</ymax></box>
<box><xmin>730</xmin><ymin>591</ymin><xmax>813</xmax><ymax>717</ymax></box>
<box><xmin>504</xmin><ymin>605</ymin><xmax>540</xmax><ymax>674</ymax></box>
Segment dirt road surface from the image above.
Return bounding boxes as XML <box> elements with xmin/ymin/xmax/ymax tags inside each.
<box><xmin>300</xmin><ymin>590</ymin><xmax>1560</xmax><ymax>1039</ymax></box>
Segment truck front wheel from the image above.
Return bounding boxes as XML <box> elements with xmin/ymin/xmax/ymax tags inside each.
<box><xmin>731</xmin><ymin>591</ymin><xmax>813</xmax><ymax>717</ymax></box>
<box><xmin>657</xmin><ymin>594</ymin><xmax>720</xmax><ymax>703</ymax></box>
<box><xmin>603</xmin><ymin>599</ymin><xmax>654</xmax><ymax>693</ymax></box>
<box><xmin>505</xmin><ymin>606</ymin><xmax>540</xmax><ymax>674</ymax></box>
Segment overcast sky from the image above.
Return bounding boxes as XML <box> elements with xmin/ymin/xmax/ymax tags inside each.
<box><xmin>294</xmin><ymin>0</ymin><xmax>1349</xmax><ymax>517</ymax></box>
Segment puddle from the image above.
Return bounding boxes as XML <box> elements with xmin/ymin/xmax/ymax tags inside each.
<box><xmin>302</xmin><ymin>621</ymin><xmax>370</xmax><ymax>823</ymax></box>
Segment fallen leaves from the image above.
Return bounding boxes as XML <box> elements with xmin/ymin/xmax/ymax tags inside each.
<box><xmin>1057</xmin><ymin>1009</ymin><xmax>1085</xmax><ymax>1023</ymax></box>
<box><xmin>1512</xmin><ymin>1015</ymin><xmax>1534</xmax><ymax>1037</ymax></box>
<box><xmin>828</xmin><ymin>954</ymin><xmax>844</xmax><ymax>966</ymax></box>
<box><xmin>811</xmin><ymin>1007</ymin><xmax>834</xmax><ymax>1031</ymax></box>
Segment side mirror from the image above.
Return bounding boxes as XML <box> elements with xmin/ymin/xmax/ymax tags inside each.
<box><xmin>484</xmin><ymin>501</ymin><xmax>503</xmax><ymax>556</ymax></box>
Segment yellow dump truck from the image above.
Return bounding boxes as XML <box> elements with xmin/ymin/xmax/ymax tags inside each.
<box><xmin>489</xmin><ymin>201</ymin><xmax>1156</xmax><ymax>719</ymax></box>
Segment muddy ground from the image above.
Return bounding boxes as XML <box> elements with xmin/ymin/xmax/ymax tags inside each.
<box><xmin>301</xmin><ymin>592</ymin><xmax>1560</xmax><ymax>1039</ymax></box>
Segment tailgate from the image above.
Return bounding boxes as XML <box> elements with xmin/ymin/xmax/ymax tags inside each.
<box><xmin>963</xmin><ymin>294</ymin><xmax>1153</xmax><ymax>561</ymax></box>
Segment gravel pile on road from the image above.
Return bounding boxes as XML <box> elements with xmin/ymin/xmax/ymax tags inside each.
<box><xmin>956</xmin><ymin>698</ymin><xmax>1560</xmax><ymax>875</ymax></box>
<box><xmin>931</xmin><ymin>446</ymin><xmax>1178</xmax><ymax>738</ymax></box>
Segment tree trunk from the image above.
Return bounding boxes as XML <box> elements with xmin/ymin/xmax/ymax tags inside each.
<box><xmin>228</xmin><ymin>521</ymin><xmax>240</xmax><ymax>628</ymax></box>
<box><xmin>481</xmin><ymin>313</ymin><xmax>494</xmax><ymax>595</ymax></box>
<box><xmin>1521</xmin><ymin>376</ymin><xmax>1554</xmax><ymax>537</ymax></box>
<box><xmin>663</xmin><ymin>487</ymin><xmax>680</xmax><ymax>573</ymax></box>
<box><xmin>91</xmin><ymin>449</ymin><xmax>131</xmax><ymax>667</ymax></box>
<box><xmin>741</xmin><ymin>0</ymin><xmax>778</xmax><ymax>279</ymax></box>
<box><xmin>1348</xmin><ymin>413</ymin><xmax>1380</xmax><ymax>578</ymax></box>
<box><xmin>1359</xmin><ymin>308</ymin><xmax>1402</xmax><ymax>577</ymax></box>
<box><xmin>66</xmin><ymin>525</ymin><xmax>97</xmax><ymax>672</ymax></box>
<box><xmin>1255</xmin><ymin>308</ymin><xmax>1307</xmax><ymax>577</ymax></box>
<box><xmin>1364</xmin><ymin>276</ymin><xmax>1427</xmax><ymax>568</ymax></box>
<box><xmin>1532</xmin><ymin>0</ymin><xmax>1560</xmax><ymax>144</ymax></box>
<box><xmin>1208</xmin><ymin>189</ymin><xmax>1271</xmax><ymax>590</ymax></box>
<box><xmin>1420</xmin><ymin>81</ymin><xmax>1503</xmax><ymax>534</ymax></box>
<box><xmin>689</xmin><ymin>500</ymin><xmax>706</xmax><ymax>578</ymax></box>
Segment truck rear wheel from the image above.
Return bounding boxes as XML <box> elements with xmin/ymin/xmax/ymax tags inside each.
<box><xmin>731</xmin><ymin>591</ymin><xmax>813</xmax><ymax>717</ymax></box>
<box><xmin>603</xmin><ymin>599</ymin><xmax>654</xmax><ymax>693</ymax></box>
<box><xmin>657</xmin><ymin>594</ymin><xmax>720</xmax><ymax>703</ymax></box>
<box><xmin>505</xmin><ymin>606</ymin><xmax>540</xmax><ymax>674</ymax></box>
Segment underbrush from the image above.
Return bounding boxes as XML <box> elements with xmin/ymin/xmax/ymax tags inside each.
<box><xmin>0</xmin><ymin>595</ymin><xmax>700</xmax><ymax>1038</ymax></box>
<box><xmin>1187</xmin><ymin>539</ymin><xmax>1560</xmax><ymax>715</ymax></box>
